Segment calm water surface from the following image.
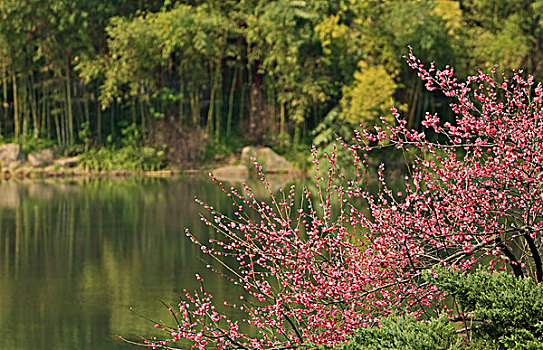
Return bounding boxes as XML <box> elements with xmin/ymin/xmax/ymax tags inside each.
<box><xmin>0</xmin><ymin>177</ymin><xmax>258</xmax><ymax>350</ymax></box>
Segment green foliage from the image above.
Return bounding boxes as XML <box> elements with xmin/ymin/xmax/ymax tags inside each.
<box><xmin>4</xmin><ymin>0</ymin><xmax>543</xmax><ymax>166</ymax></box>
<box><xmin>311</xmin><ymin>108</ymin><xmax>357</xmax><ymax>176</ymax></box>
<box><xmin>277</xmin><ymin>141</ymin><xmax>312</xmax><ymax>173</ymax></box>
<box><xmin>385</xmin><ymin>0</ymin><xmax>457</xmax><ymax>66</ymax></box>
<box><xmin>119</xmin><ymin>123</ymin><xmax>142</xmax><ymax>147</ymax></box>
<box><xmin>461</xmin><ymin>0</ymin><xmax>543</xmax><ymax>74</ymax></box>
<box><xmin>248</xmin><ymin>0</ymin><xmax>330</xmax><ymax>124</ymax></box>
<box><xmin>428</xmin><ymin>268</ymin><xmax>543</xmax><ymax>349</ymax></box>
<box><xmin>467</xmin><ymin>16</ymin><xmax>530</xmax><ymax>72</ymax></box>
<box><xmin>313</xmin><ymin>109</ymin><xmax>352</xmax><ymax>149</ymax></box>
<box><xmin>348</xmin><ymin>316</ymin><xmax>464</xmax><ymax>350</ymax></box>
<box><xmin>311</xmin><ymin>269</ymin><xmax>543</xmax><ymax>350</ymax></box>
<box><xmin>86</xmin><ymin>2</ymin><xmax>239</xmax><ymax>109</ymax></box>
<box><xmin>17</xmin><ymin>137</ymin><xmax>56</xmax><ymax>155</ymax></box>
<box><xmin>150</xmin><ymin>88</ymin><xmax>183</xmax><ymax>120</ymax></box>
<box><xmin>80</xmin><ymin>123</ymin><xmax>166</xmax><ymax>171</ymax></box>
<box><xmin>79</xmin><ymin>121</ymin><xmax>92</xmax><ymax>150</ymax></box>
<box><xmin>308</xmin><ymin>316</ymin><xmax>463</xmax><ymax>350</ymax></box>
<box><xmin>80</xmin><ymin>144</ymin><xmax>166</xmax><ymax>172</ymax></box>
<box><xmin>96</xmin><ymin>14</ymin><xmax>163</xmax><ymax>108</ymax></box>
<box><xmin>340</xmin><ymin>62</ymin><xmax>400</xmax><ymax>126</ymax></box>
<box><xmin>202</xmin><ymin>136</ymin><xmax>243</xmax><ymax>164</ymax></box>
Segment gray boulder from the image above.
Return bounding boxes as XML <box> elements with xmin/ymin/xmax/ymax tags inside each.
<box><xmin>212</xmin><ymin>165</ymin><xmax>249</xmax><ymax>183</ymax></box>
<box><xmin>240</xmin><ymin>146</ymin><xmax>297</xmax><ymax>173</ymax></box>
<box><xmin>0</xmin><ymin>143</ymin><xmax>25</xmax><ymax>169</ymax></box>
<box><xmin>28</xmin><ymin>148</ymin><xmax>55</xmax><ymax>167</ymax></box>
<box><xmin>54</xmin><ymin>156</ymin><xmax>81</xmax><ymax>168</ymax></box>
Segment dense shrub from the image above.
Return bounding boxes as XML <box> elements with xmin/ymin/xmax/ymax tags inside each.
<box><xmin>430</xmin><ymin>268</ymin><xmax>543</xmax><ymax>349</ymax></box>
<box><xmin>341</xmin><ymin>316</ymin><xmax>463</xmax><ymax>350</ymax></box>
<box><xmin>80</xmin><ymin>145</ymin><xmax>166</xmax><ymax>172</ymax></box>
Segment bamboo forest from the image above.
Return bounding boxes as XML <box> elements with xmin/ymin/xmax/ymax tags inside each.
<box><xmin>1</xmin><ymin>0</ymin><xmax>541</xmax><ymax>170</ymax></box>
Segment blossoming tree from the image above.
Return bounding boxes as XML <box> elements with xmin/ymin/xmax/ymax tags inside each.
<box><xmin>138</xmin><ymin>51</ymin><xmax>543</xmax><ymax>349</ymax></box>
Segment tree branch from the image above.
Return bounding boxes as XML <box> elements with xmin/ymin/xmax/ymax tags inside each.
<box><xmin>496</xmin><ymin>237</ymin><xmax>524</xmax><ymax>279</ymax></box>
<box><xmin>523</xmin><ymin>232</ymin><xmax>542</xmax><ymax>283</ymax></box>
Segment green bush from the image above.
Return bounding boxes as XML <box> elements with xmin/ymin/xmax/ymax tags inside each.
<box><xmin>428</xmin><ymin>268</ymin><xmax>543</xmax><ymax>350</ymax></box>
<box><xmin>17</xmin><ymin>137</ymin><xmax>56</xmax><ymax>155</ymax></box>
<box><xmin>308</xmin><ymin>316</ymin><xmax>463</xmax><ymax>350</ymax></box>
<box><xmin>202</xmin><ymin>136</ymin><xmax>242</xmax><ymax>163</ymax></box>
<box><xmin>80</xmin><ymin>145</ymin><xmax>167</xmax><ymax>172</ymax></box>
<box><xmin>310</xmin><ymin>270</ymin><xmax>543</xmax><ymax>350</ymax></box>
<box><xmin>345</xmin><ymin>316</ymin><xmax>464</xmax><ymax>350</ymax></box>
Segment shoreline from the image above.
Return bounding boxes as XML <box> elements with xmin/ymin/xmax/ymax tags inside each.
<box><xmin>0</xmin><ymin>167</ymin><xmax>210</xmax><ymax>180</ymax></box>
<box><xmin>1</xmin><ymin>145</ymin><xmax>303</xmax><ymax>182</ymax></box>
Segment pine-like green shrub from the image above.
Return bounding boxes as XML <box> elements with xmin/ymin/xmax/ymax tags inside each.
<box><xmin>310</xmin><ymin>270</ymin><xmax>543</xmax><ymax>350</ymax></box>
<box><xmin>428</xmin><ymin>268</ymin><xmax>543</xmax><ymax>350</ymax></box>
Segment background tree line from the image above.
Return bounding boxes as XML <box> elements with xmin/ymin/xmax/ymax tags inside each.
<box><xmin>1</xmin><ymin>0</ymin><xmax>542</xmax><ymax>165</ymax></box>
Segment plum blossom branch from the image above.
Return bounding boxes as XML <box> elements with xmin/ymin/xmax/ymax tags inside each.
<box><xmin>134</xmin><ymin>51</ymin><xmax>543</xmax><ymax>349</ymax></box>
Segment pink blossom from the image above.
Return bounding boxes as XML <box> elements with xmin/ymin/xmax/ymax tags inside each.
<box><xmin>141</xmin><ymin>51</ymin><xmax>543</xmax><ymax>349</ymax></box>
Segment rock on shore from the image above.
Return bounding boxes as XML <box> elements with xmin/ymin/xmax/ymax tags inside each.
<box><xmin>0</xmin><ymin>143</ymin><xmax>25</xmax><ymax>169</ymax></box>
<box><xmin>212</xmin><ymin>146</ymin><xmax>298</xmax><ymax>182</ymax></box>
<box><xmin>240</xmin><ymin>146</ymin><xmax>297</xmax><ymax>173</ymax></box>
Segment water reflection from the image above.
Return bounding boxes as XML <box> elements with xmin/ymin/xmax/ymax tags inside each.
<box><xmin>0</xmin><ymin>178</ymin><xmax>246</xmax><ymax>350</ymax></box>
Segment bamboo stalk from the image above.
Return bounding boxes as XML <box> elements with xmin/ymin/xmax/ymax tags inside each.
<box><xmin>139</xmin><ymin>96</ymin><xmax>145</xmax><ymax>135</ymax></box>
<box><xmin>280</xmin><ymin>101</ymin><xmax>286</xmax><ymax>147</ymax></box>
<box><xmin>238</xmin><ymin>77</ymin><xmax>245</xmax><ymax>127</ymax></box>
<box><xmin>83</xmin><ymin>89</ymin><xmax>90</xmax><ymax>125</ymax></box>
<box><xmin>29</xmin><ymin>72</ymin><xmax>39</xmax><ymax>138</ymax></box>
<box><xmin>1</xmin><ymin>69</ymin><xmax>7</xmax><ymax>137</ymax></box>
<box><xmin>13</xmin><ymin>73</ymin><xmax>20</xmax><ymax>139</ymax></box>
<box><xmin>54</xmin><ymin>94</ymin><xmax>62</xmax><ymax>146</ymax></box>
<box><xmin>179</xmin><ymin>77</ymin><xmax>184</xmax><ymax>121</ymax></box>
<box><xmin>207</xmin><ymin>59</ymin><xmax>220</xmax><ymax>136</ymax></box>
<box><xmin>226</xmin><ymin>65</ymin><xmax>238</xmax><ymax>137</ymax></box>
<box><xmin>111</xmin><ymin>101</ymin><xmax>115</xmax><ymax>137</ymax></box>
<box><xmin>42</xmin><ymin>84</ymin><xmax>48</xmax><ymax>139</ymax></box>
<box><xmin>215</xmin><ymin>61</ymin><xmax>222</xmax><ymax>142</ymax></box>
<box><xmin>97</xmin><ymin>98</ymin><xmax>102</xmax><ymax>145</ymax></box>
<box><xmin>131</xmin><ymin>96</ymin><xmax>136</xmax><ymax>124</ymax></box>
<box><xmin>66</xmin><ymin>65</ymin><xmax>74</xmax><ymax>145</ymax></box>
<box><xmin>22</xmin><ymin>76</ymin><xmax>28</xmax><ymax>137</ymax></box>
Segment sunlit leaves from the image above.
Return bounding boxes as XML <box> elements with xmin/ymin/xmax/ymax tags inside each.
<box><xmin>341</xmin><ymin>62</ymin><xmax>399</xmax><ymax>126</ymax></box>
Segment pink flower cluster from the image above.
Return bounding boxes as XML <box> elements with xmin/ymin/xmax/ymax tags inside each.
<box><xmin>143</xmin><ymin>51</ymin><xmax>543</xmax><ymax>349</ymax></box>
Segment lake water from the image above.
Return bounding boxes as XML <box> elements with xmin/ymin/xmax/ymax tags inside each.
<box><xmin>0</xmin><ymin>177</ymin><xmax>267</xmax><ymax>350</ymax></box>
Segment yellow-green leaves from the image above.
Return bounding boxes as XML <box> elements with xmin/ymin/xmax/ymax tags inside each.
<box><xmin>315</xmin><ymin>15</ymin><xmax>350</xmax><ymax>57</ymax></box>
<box><xmin>468</xmin><ymin>15</ymin><xmax>530</xmax><ymax>71</ymax></box>
<box><xmin>340</xmin><ymin>62</ymin><xmax>399</xmax><ymax>127</ymax></box>
<box><xmin>432</xmin><ymin>0</ymin><xmax>463</xmax><ymax>35</ymax></box>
